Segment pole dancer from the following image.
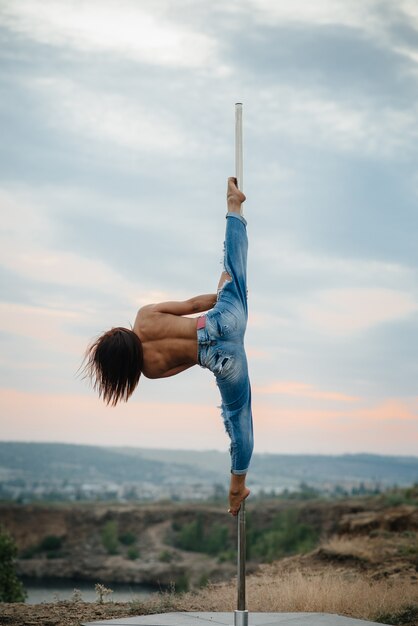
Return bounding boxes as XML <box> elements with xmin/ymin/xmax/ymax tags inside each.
<box><xmin>84</xmin><ymin>107</ymin><xmax>253</xmax><ymax>517</ymax></box>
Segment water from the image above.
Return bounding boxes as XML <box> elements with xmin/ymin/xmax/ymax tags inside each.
<box><xmin>21</xmin><ymin>577</ymin><xmax>157</xmax><ymax>605</ymax></box>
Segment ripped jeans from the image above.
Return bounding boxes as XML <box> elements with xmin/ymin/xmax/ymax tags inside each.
<box><xmin>197</xmin><ymin>212</ymin><xmax>254</xmax><ymax>475</ymax></box>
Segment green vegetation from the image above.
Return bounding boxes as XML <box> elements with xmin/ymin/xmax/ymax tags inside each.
<box><xmin>247</xmin><ymin>509</ymin><xmax>319</xmax><ymax>561</ymax></box>
<box><xmin>173</xmin><ymin>573</ymin><xmax>189</xmax><ymax>593</ymax></box>
<box><xmin>169</xmin><ymin>507</ymin><xmax>319</xmax><ymax>563</ymax></box>
<box><xmin>127</xmin><ymin>546</ymin><xmax>140</xmax><ymax>560</ymax></box>
<box><xmin>20</xmin><ymin>534</ymin><xmax>64</xmax><ymax>559</ymax></box>
<box><xmin>39</xmin><ymin>535</ymin><xmax>63</xmax><ymax>551</ymax></box>
<box><xmin>172</xmin><ymin>515</ymin><xmax>231</xmax><ymax>557</ymax></box>
<box><xmin>119</xmin><ymin>531</ymin><xmax>136</xmax><ymax>546</ymax></box>
<box><xmin>0</xmin><ymin>526</ymin><xmax>26</xmax><ymax>603</ymax></box>
<box><xmin>379</xmin><ymin>484</ymin><xmax>418</xmax><ymax>507</ymax></box>
<box><xmin>159</xmin><ymin>550</ymin><xmax>175</xmax><ymax>563</ymax></box>
<box><xmin>102</xmin><ymin>522</ymin><xmax>141</xmax><ymax>558</ymax></box>
<box><xmin>101</xmin><ymin>520</ymin><xmax>119</xmax><ymax>555</ymax></box>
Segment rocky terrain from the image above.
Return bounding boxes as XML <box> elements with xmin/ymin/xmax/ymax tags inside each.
<box><xmin>0</xmin><ymin>497</ymin><xmax>393</xmax><ymax>586</ymax></box>
<box><xmin>0</xmin><ymin>502</ymin><xmax>240</xmax><ymax>588</ymax></box>
<box><xmin>1</xmin><ymin>493</ymin><xmax>418</xmax><ymax>626</ymax></box>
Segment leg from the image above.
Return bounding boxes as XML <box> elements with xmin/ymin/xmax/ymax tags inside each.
<box><xmin>217</xmin><ymin>270</ymin><xmax>232</xmax><ymax>296</ymax></box>
<box><xmin>216</xmin><ymin>210</ymin><xmax>249</xmax><ymax>320</ymax></box>
<box><xmin>200</xmin><ymin>177</ymin><xmax>252</xmax><ymax>516</ymax></box>
<box><xmin>223</xmin><ymin>180</ymin><xmax>252</xmax><ymax>515</ymax></box>
<box><xmin>216</xmin><ymin>347</ymin><xmax>254</xmax><ymax>516</ymax></box>
<box><xmin>216</xmin><ymin>177</ymin><xmax>243</xmax><ymax>295</ymax></box>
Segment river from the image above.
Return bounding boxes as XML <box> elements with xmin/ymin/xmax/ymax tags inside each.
<box><xmin>21</xmin><ymin>577</ymin><xmax>157</xmax><ymax>604</ymax></box>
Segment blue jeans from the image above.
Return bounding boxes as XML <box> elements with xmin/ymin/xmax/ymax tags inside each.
<box><xmin>197</xmin><ymin>212</ymin><xmax>254</xmax><ymax>475</ymax></box>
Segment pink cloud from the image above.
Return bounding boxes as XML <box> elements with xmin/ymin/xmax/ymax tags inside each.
<box><xmin>0</xmin><ymin>390</ymin><xmax>416</xmax><ymax>455</ymax></box>
<box><xmin>0</xmin><ymin>389</ymin><xmax>226</xmax><ymax>450</ymax></box>
<box><xmin>348</xmin><ymin>398</ymin><xmax>418</xmax><ymax>422</ymax></box>
<box><xmin>246</xmin><ymin>346</ymin><xmax>271</xmax><ymax>360</ymax></box>
<box><xmin>252</xmin><ymin>401</ymin><xmax>418</xmax><ymax>454</ymax></box>
<box><xmin>255</xmin><ymin>380</ymin><xmax>360</xmax><ymax>403</ymax></box>
<box><xmin>301</xmin><ymin>288</ymin><xmax>417</xmax><ymax>335</ymax></box>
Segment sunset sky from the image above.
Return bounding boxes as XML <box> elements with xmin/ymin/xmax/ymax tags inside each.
<box><xmin>1</xmin><ymin>0</ymin><xmax>417</xmax><ymax>456</ymax></box>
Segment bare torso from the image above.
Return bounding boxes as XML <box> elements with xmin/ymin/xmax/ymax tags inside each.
<box><xmin>133</xmin><ymin>306</ymin><xmax>200</xmax><ymax>379</ymax></box>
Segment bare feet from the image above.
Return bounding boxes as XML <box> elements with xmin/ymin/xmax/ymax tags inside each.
<box><xmin>228</xmin><ymin>473</ymin><xmax>250</xmax><ymax>516</ymax></box>
<box><xmin>227</xmin><ymin>177</ymin><xmax>246</xmax><ymax>213</ymax></box>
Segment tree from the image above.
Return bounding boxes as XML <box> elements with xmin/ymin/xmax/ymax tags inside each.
<box><xmin>0</xmin><ymin>527</ymin><xmax>26</xmax><ymax>602</ymax></box>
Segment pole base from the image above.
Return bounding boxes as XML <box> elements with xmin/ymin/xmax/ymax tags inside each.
<box><xmin>234</xmin><ymin>610</ymin><xmax>249</xmax><ymax>626</ymax></box>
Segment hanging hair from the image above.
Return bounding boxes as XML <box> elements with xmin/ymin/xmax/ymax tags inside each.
<box><xmin>83</xmin><ymin>327</ymin><xmax>143</xmax><ymax>406</ymax></box>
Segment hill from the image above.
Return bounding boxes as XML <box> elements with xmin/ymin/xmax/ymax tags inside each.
<box><xmin>0</xmin><ymin>442</ymin><xmax>417</xmax><ymax>503</ymax></box>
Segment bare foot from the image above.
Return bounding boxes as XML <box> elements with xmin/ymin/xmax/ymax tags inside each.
<box><xmin>228</xmin><ymin>486</ymin><xmax>250</xmax><ymax>517</ymax></box>
<box><xmin>227</xmin><ymin>177</ymin><xmax>246</xmax><ymax>212</ymax></box>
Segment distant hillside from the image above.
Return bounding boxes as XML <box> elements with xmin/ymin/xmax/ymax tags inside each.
<box><xmin>0</xmin><ymin>441</ymin><xmax>221</xmax><ymax>485</ymax></box>
<box><xmin>114</xmin><ymin>446</ymin><xmax>418</xmax><ymax>488</ymax></box>
<box><xmin>0</xmin><ymin>442</ymin><xmax>417</xmax><ymax>495</ymax></box>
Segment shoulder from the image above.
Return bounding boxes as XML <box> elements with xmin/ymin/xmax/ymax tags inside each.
<box><xmin>136</xmin><ymin>304</ymin><xmax>160</xmax><ymax>319</ymax></box>
<box><xmin>133</xmin><ymin>305</ymin><xmax>159</xmax><ymax>335</ymax></box>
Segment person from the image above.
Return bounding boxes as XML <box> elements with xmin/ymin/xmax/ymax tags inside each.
<box><xmin>84</xmin><ymin>177</ymin><xmax>253</xmax><ymax>516</ymax></box>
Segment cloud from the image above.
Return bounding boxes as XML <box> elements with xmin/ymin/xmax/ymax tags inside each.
<box><xmin>350</xmin><ymin>398</ymin><xmax>418</xmax><ymax>422</ymax></box>
<box><xmin>244</xmin><ymin>0</ymin><xmax>378</xmax><ymax>28</ymax></box>
<box><xmin>252</xmin><ymin>238</ymin><xmax>418</xmax><ymax>293</ymax></box>
<box><xmin>300</xmin><ymin>288</ymin><xmax>418</xmax><ymax>335</ymax></box>
<box><xmin>0</xmin><ymin>389</ymin><xmax>226</xmax><ymax>450</ymax></box>
<box><xmin>255</xmin><ymin>380</ymin><xmax>359</xmax><ymax>403</ymax></box>
<box><xmin>253</xmin><ymin>86</ymin><xmax>418</xmax><ymax>158</ymax></box>
<box><xmin>0</xmin><ymin>0</ymin><xmax>217</xmax><ymax>68</ymax></box>
<box><xmin>253</xmin><ymin>397</ymin><xmax>418</xmax><ymax>454</ymax></box>
<box><xmin>0</xmin><ymin>186</ymin><xmax>177</xmax><ymax>309</ymax></box>
<box><xmin>1</xmin><ymin>389</ymin><xmax>416</xmax><ymax>454</ymax></box>
<box><xmin>0</xmin><ymin>302</ymin><xmax>84</xmax><ymax>356</ymax></box>
<box><xmin>29</xmin><ymin>77</ymin><xmax>193</xmax><ymax>155</ymax></box>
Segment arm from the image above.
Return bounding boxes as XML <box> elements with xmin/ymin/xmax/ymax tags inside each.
<box><xmin>150</xmin><ymin>294</ymin><xmax>217</xmax><ymax>316</ymax></box>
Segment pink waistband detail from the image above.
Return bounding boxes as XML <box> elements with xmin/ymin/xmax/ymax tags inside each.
<box><xmin>196</xmin><ymin>315</ymin><xmax>206</xmax><ymax>330</ymax></box>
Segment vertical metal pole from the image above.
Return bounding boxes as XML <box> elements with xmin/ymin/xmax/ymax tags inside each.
<box><xmin>234</xmin><ymin>101</ymin><xmax>248</xmax><ymax>626</ymax></box>
<box><xmin>235</xmin><ymin>103</ymin><xmax>243</xmax><ymax>192</ymax></box>
<box><xmin>234</xmin><ymin>501</ymin><xmax>248</xmax><ymax>626</ymax></box>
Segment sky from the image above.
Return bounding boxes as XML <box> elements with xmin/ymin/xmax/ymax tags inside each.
<box><xmin>0</xmin><ymin>0</ymin><xmax>417</xmax><ymax>456</ymax></box>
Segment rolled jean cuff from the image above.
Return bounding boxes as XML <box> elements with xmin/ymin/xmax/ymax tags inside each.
<box><xmin>231</xmin><ymin>468</ymin><xmax>248</xmax><ymax>476</ymax></box>
<box><xmin>226</xmin><ymin>212</ymin><xmax>247</xmax><ymax>226</ymax></box>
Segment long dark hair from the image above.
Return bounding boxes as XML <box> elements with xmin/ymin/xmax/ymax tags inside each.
<box><xmin>83</xmin><ymin>327</ymin><xmax>143</xmax><ymax>406</ymax></box>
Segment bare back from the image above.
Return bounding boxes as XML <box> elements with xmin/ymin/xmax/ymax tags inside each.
<box><xmin>133</xmin><ymin>307</ymin><xmax>199</xmax><ymax>379</ymax></box>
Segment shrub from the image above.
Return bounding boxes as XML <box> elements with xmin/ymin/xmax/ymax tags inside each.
<box><xmin>248</xmin><ymin>508</ymin><xmax>319</xmax><ymax>561</ymax></box>
<box><xmin>172</xmin><ymin>515</ymin><xmax>230</xmax><ymax>556</ymax></box>
<box><xmin>119</xmin><ymin>531</ymin><xmax>136</xmax><ymax>546</ymax></box>
<box><xmin>95</xmin><ymin>583</ymin><xmax>113</xmax><ymax>604</ymax></box>
<box><xmin>101</xmin><ymin>521</ymin><xmax>119</xmax><ymax>555</ymax></box>
<box><xmin>39</xmin><ymin>535</ymin><xmax>63</xmax><ymax>551</ymax></box>
<box><xmin>159</xmin><ymin>550</ymin><xmax>175</xmax><ymax>563</ymax></box>
<box><xmin>173</xmin><ymin>574</ymin><xmax>189</xmax><ymax>593</ymax></box>
<box><xmin>0</xmin><ymin>526</ymin><xmax>27</xmax><ymax>602</ymax></box>
<box><xmin>127</xmin><ymin>547</ymin><xmax>140</xmax><ymax>560</ymax></box>
<box><xmin>176</xmin><ymin>516</ymin><xmax>204</xmax><ymax>552</ymax></box>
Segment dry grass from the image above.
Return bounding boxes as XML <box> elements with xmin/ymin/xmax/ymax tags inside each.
<box><xmin>139</xmin><ymin>569</ymin><xmax>418</xmax><ymax>624</ymax></box>
<box><xmin>320</xmin><ymin>535</ymin><xmax>376</xmax><ymax>562</ymax></box>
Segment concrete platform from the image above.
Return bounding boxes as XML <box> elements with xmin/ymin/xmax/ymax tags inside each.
<box><xmin>82</xmin><ymin>611</ymin><xmax>393</xmax><ymax>626</ymax></box>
